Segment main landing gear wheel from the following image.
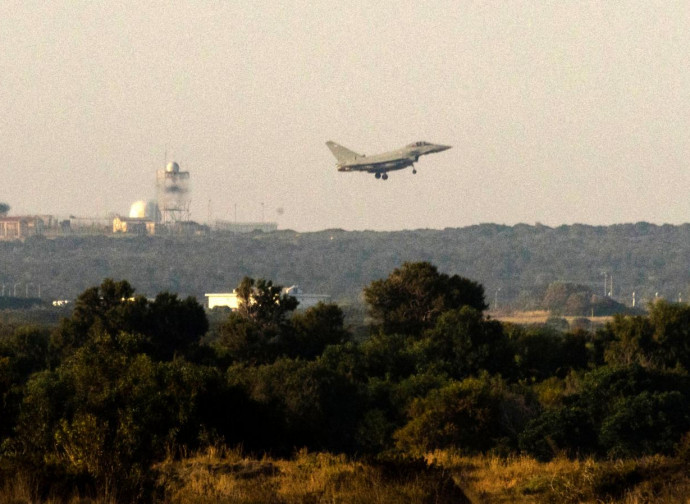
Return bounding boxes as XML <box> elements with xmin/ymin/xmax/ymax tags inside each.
<box><xmin>382</xmin><ymin>173</ymin><xmax>388</xmax><ymax>180</ymax></box>
<box><xmin>374</xmin><ymin>172</ymin><xmax>381</xmax><ymax>179</ymax></box>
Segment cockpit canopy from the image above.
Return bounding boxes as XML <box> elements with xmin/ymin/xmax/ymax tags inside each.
<box><xmin>406</xmin><ymin>141</ymin><xmax>431</xmax><ymax>148</ymax></box>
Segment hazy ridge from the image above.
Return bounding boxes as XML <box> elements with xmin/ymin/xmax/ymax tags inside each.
<box><xmin>1</xmin><ymin>222</ymin><xmax>689</xmax><ymax>308</ymax></box>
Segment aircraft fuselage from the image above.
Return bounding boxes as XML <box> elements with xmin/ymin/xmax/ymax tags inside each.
<box><xmin>326</xmin><ymin>141</ymin><xmax>451</xmax><ymax>179</ymax></box>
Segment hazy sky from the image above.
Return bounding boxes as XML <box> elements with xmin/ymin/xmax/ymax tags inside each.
<box><xmin>2</xmin><ymin>2</ymin><xmax>689</xmax><ymax>231</ymax></box>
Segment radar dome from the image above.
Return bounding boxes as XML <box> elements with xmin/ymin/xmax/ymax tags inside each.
<box><xmin>129</xmin><ymin>200</ymin><xmax>147</xmax><ymax>219</ymax></box>
<box><xmin>165</xmin><ymin>161</ymin><xmax>180</xmax><ymax>173</ymax></box>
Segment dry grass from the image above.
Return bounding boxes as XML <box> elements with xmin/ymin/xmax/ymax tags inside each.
<box><xmin>490</xmin><ymin>310</ymin><xmax>613</xmax><ymax>328</ymax></box>
<box><xmin>0</xmin><ymin>471</ymin><xmax>117</xmax><ymax>504</ymax></box>
<box><xmin>155</xmin><ymin>447</ymin><xmax>690</xmax><ymax>504</ymax></box>
<box><xmin>427</xmin><ymin>451</ymin><xmax>690</xmax><ymax>504</ymax></box>
<box><xmin>154</xmin><ymin>447</ymin><xmax>466</xmax><ymax>504</ymax></box>
<box><xmin>4</xmin><ymin>448</ymin><xmax>687</xmax><ymax>503</ymax></box>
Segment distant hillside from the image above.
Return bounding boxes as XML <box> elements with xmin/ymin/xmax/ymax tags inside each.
<box><xmin>0</xmin><ymin>222</ymin><xmax>688</xmax><ymax>309</ymax></box>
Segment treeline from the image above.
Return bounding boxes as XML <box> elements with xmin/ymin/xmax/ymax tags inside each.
<box><xmin>0</xmin><ymin>262</ymin><xmax>689</xmax><ymax>501</ymax></box>
<box><xmin>3</xmin><ymin>222</ymin><xmax>690</xmax><ymax>309</ymax></box>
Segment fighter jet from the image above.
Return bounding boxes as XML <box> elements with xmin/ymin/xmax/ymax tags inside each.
<box><xmin>326</xmin><ymin>140</ymin><xmax>451</xmax><ymax>180</ymax></box>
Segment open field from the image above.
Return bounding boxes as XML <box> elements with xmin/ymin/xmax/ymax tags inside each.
<box><xmin>2</xmin><ymin>448</ymin><xmax>687</xmax><ymax>503</ymax></box>
<box><xmin>431</xmin><ymin>451</ymin><xmax>690</xmax><ymax>504</ymax></box>
<box><xmin>490</xmin><ymin>310</ymin><xmax>613</xmax><ymax>328</ymax></box>
<box><xmin>147</xmin><ymin>448</ymin><xmax>690</xmax><ymax>504</ymax></box>
<box><xmin>154</xmin><ymin>447</ymin><xmax>467</xmax><ymax>504</ymax></box>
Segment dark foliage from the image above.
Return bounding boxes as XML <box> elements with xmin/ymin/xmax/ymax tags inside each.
<box><xmin>4</xmin><ymin>223</ymin><xmax>690</xmax><ymax>313</ymax></box>
<box><xmin>364</xmin><ymin>262</ymin><xmax>487</xmax><ymax>335</ymax></box>
<box><xmin>520</xmin><ymin>366</ymin><xmax>690</xmax><ymax>459</ymax></box>
<box><xmin>0</xmin><ymin>262</ymin><xmax>689</xmax><ymax>501</ymax></box>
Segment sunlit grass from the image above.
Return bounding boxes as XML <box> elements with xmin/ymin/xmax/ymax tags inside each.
<box><xmin>4</xmin><ymin>446</ymin><xmax>686</xmax><ymax>503</ymax></box>
<box><xmin>155</xmin><ymin>447</ymin><xmax>456</xmax><ymax>504</ymax></box>
<box><xmin>152</xmin><ymin>446</ymin><xmax>690</xmax><ymax>504</ymax></box>
<box><xmin>428</xmin><ymin>450</ymin><xmax>690</xmax><ymax>504</ymax></box>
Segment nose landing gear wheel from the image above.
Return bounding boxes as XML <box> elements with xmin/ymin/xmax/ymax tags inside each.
<box><xmin>412</xmin><ymin>169</ymin><xmax>417</xmax><ymax>174</ymax></box>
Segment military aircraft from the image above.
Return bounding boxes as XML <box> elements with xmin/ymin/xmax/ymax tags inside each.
<box><xmin>326</xmin><ymin>140</ymin><xmax>451</xmax><ymax>180</ymax></box>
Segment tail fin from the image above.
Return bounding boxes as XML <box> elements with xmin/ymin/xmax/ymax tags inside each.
<box><xmin>326</xmin><ymin>141</ymin><xmax>363</xmax><ymax>162</ymax></box>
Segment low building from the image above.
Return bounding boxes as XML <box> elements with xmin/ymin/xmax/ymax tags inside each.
<box><xmin>113</xmin><ymin>216</ymin><xmax>156</xmax><ymax>235</ymax></box>
<box><xmin>0</xmin><ymin>216</ymin><xmax>44</xmax><ymax>240</ymax></box>
<box><xmin>205</xmin><ymin>285</ymin><xmax>330</xmax><ymax>310</ymax></box>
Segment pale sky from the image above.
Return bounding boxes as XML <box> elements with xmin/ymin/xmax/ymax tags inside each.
<box><xmin>2</xmin><ymin>1</ymin><xmax>689</xmax><ymax>231</ymax></box>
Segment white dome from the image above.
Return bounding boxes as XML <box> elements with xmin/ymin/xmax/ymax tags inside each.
<box><xmin>165</xmin><ymin>161</ymin><xmax>180</xmax><ymax>173</ymax></box>
<box><xmin>129</xmin><ymin>200</ymin><xmax>147</xmax><ymax>219</ymax></box>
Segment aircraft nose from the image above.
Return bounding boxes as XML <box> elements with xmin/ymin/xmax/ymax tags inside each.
<box><xmin>434</xmin><ymin>144</ymin><xmax>451</xmax><ymax>152</ymax></box>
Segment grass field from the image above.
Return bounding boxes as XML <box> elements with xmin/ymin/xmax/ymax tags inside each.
<box><xmin>2</xmin><ymin>447</ymin><xmax>687</xmax><ymax>502</ymax></box>
<box><xmin>489</xmin><ymin>310</ymin><xmax>613</xmax><ymax>328</ymax></box>
<box><xmin>150</xmin><ymin>447</ymin><xmax>690</xmax><ymax>504</ymax></box>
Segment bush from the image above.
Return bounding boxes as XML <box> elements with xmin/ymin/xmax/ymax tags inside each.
<box><xmin>520</xmin><ymin>366</ymin><xmax>690</xmax><ymax>460</ymax></box>
<box><xmin>394</xmin><ymin>374</ymin><xmax>534</xmax><ymax>456</ymax></box>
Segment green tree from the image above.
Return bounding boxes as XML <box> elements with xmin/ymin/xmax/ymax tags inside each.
<box><xmin>510</xmin><ymin>326</ymin><xmax>591</xmax><ymax>380</ymax></box>
<box><xmin>602</xmin><ymin>314</ymin><xmax>655</xmax><ymax>367</ymax></box>
<box><xmin>227</xmin><ymin>357</ymin><xmax>363</xmax><ymax>453</ymax></box>
<box><xmin>519</xmin><ymin>365</ymin><xmax>690</xmax><ymax>460</ymax></box>
<box><xmin>647</xmin><ymin>300</ymin><xmax>690</xmax><ymax>369</ymax></box>
<box><xmin>360</xmin><ymin>332</ymin><xmax>419</xmax><ymax>380</ymax></box>
<box><xmin>0</xmin><ymin>202</ymin><xmax>9</xmax><ymax>216</ymax></box>
<box><xmin>599</xmin><ymin>390</ymin><xmax>690</xmax><ymax>457</ymax></box>
<box><xmin>419</xmin><ymin>306</ymin><xmax>512</xmax><ymax>379</ymax></box>
<box><xmin>394</xmin><ymin>374</ymin><xmax>533</xmax><ymax>456</ymax></box>
<box><xmin>235</xmin><ymin>277</ymin><xmax>299</xmax><ymax>326</ymax></box>
<box><xmin>144</xmin><ymin>292</ymin><xmax>209</xmax><ymax>360</ymax></box>
<box><xmin>217</xmin><ymin>277</ymin><xmax>298</xmax><ymax>364</ymax></box>
<box><xmin>0</xmin><ymin>326</ymin><xmax>50</xmax><ymax>441</ymax></box>
<box><xmin>17</xmin><ymin>329</ymin><xmax>234</xmax><ymax>500</ymax></box>
<box><xmin>51</xmin><ymin>279</ymin><xmax>144</xmax><ymax>356</ymax></box>
<box><xmin>543</xmin><ymin>282</ymin><xmax>593</xmax><ymax>316</ymax></box>
<box><xmin>364</xmin><ymin>262</ymin><xmax>487</xmax><ymax>336</ymax></box>
<box><xmin>291</xmin><ymin>302</ymin><xmax>350</xmax><ymax>359</ymax></box>
<box><xmin>603</xmin><ymin>301</ymin><xmax>690</xmax><ymax>370</ymax></box>
<box><xmin>51</xmin><ymin>279</ymin><xmax>207</xmax><ymax>362</ymax></box>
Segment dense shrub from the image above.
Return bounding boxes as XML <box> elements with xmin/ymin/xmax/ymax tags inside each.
<box><xmin>394</xmin><ymin>374</ymin><xmax>535</xmax><ymax>456</ymax></box>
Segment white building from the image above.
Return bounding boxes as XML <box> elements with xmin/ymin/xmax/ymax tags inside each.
<box><xmin>205</xmin><ymin>285</ymin><xmax>330</xmax><ymax>310</ymax></box>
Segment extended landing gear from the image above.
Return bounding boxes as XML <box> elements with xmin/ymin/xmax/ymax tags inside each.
<box><xmin>412</xmin><ymin>169</ymin><xmax>417</xmax><ymax>174</ymax></box>
<box><xmin>374</xmin><ymin>172</ymin><xmax>388</xmax><ymax>180</ymax></box>
<box><xmin>375</xmin><ymin>172</ymin><xmax>381</xmax><ymax>179</ymax></box>
<box><xmin>381</xmin><ymin>173</ymin><xmax>388</xmax><ymax>180</ymax></box>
